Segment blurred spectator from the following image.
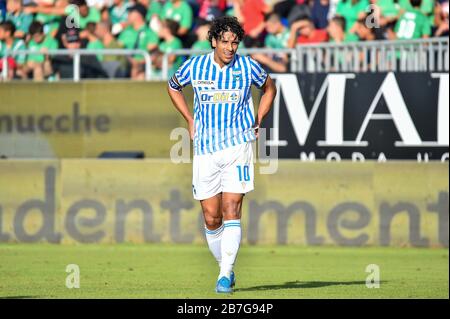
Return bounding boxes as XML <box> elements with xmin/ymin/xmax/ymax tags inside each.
<box><xmin>352</xmin><ymin>15</ymin><xmax>378</xmax><ymax>40</ymax></box>
<box><xmin>66</xmin><ymin>0</ymin><xmax>101</xmax><ymax>29</ymax></box>
<box><xmin>234</xmin><ymin>0</ymin><xmax>271</xmax><ymax>47</ymax></box>
<box><xmin>368</xmin><ymin>0</ymin><xmax>400</xmax><ymax>29</ymax></box>
<box><xmin>326</xmin><ymin>16</ymin><xmax>356</xmax><ymax>69</ymax></box>
<box><xmin>34</xmin><ymin>0</ymin><xmax>66</xmax><ymax>38</ymax></box>
<box><xmin>26</xmin><ymin>20</ymin><xmax>58</xmax><ymax>81</ymax></box>
<box><xmin>0</xmin><ymin>0</ymin><xmax>447</xmax><ymax>81</ymax></box>
<box><xmin>0</xmin><ymin>20</ymin><xmax>26</xmax><ymax>78</ymax></box>
<box><xmin>327</xmin><ymin>15</ymin><xmax>353</xmax><ymax>42</ymax></box>
<box><xmin>271</xmin><ymin>0</ymin><xmax>313</xmax><ymax>26</ymax></box>
<box><xmin>0</xmin><ymin>56</ymin><xmax>16</xmax><ymax>80</ymax></box>
<box><xmin>311</xmin><ymin>0</ymin><xmax>330</xmax><ymax>29</ymax></box>
<box><xmin>153</xmin><ymin>18</ymin><xmax>183</xmax><ymax>77</ymax></box>
<box><xmin>365</xmin><ymin>0</ymin><xmax>397</xmax><ymax>39</ymax></box>
<box><xmin>141</xmin><ymin>0</ymin><xmax>163</xmax><ymax>34</ymax></box>
<box><xmin>127</xmin><ymin>0</ymin><xmax>165</xmax><ymax>39</ymax></box>
<box><xmin>61</xmin><ymin>27</ymin><xmax>84</xmax><ymax>47</ymax></box>
<box><xmin>26</xmin><ymin>0</ymin><xmax>101</xmax><ymax>30</ymax></box>
<box><xmin>252</xmin><ymin>12</ymin><xmax>289</xmax><ymax>72</ymax></box>
<box><xmin>52</xmin><ymin>27</ymin><xmax>108</xmax><ymax>78</ymax></box>
<box><xmin>335</xmin><ymin>0</ymin><xmax>369</xmax><ymax>41</ymax></box>
<box><xmin>399</xmin><ymin>0</ymin><xmax>435</xmax><ymax>27</ymax></box>
<box><xmin>191</xmin><ymin>19</ymin><xmax>211</xmax><ymax>50</ymax></box>
<box><xmin>345</xmin><ymin>16</ymin><xmax>376</xmax><ymax>69</ymax></box>
<box><xmin>95</xmin><ymin>20</ymin><xmax>128</xmax><ymax>77</ymax></box>
<box><xmin>272</xmin><ymin>0</ymin><xmax>297</xmax><ymax>19</ymax></box>
<box><xmin>394</xmin><ymin>0</ymin><xmax>431</xmax><ymax>39</ymax></box>
<box><xmin>81</xmin><ymin>21</ymin><xmax>104</xmax><ymax>61</ymax></box>
<box><xmin>435</xmin><ymin>0</ymin><xmax>449</xmax><ymax>36</ymax></box>
<box><xmin>107</xmin><ymin>0</ymin><xmax>132</xmax><ymax>28</ymax></box>
<box><xmin>0</xmin><ymin>21</ymin><xmax>17</xmax><ymax>79</ymax></box>
<box><xmin>143</xmin><ymin>0</ymin><xmax>163</xmax><ymax>21</ymax></box>
<box><xmin>118</xmin><ymin>3</ymin><xmax>159</xmax><ymax>79</ymax></box>
<box><xmin>1</xmin><ymin>0</ymin><xmax>34</xmax><ymax>38</ymax></box>
<box><xmin>374</xmin><ymin>0</ymin><xmax>401</xmax><ymax>24</ymax></box>
<box><xmin>161</xmin><ymin>0</ymin><xmax>193</xmax><ymax>37</ymax></box>
<box><xmin>198</xmin><ymin>0</ymin><xmax>224</xmax><ymax>21</ymax></box>
<box><xmin>286</xmin><ymin>0</ymin><xmax>312</xmax><ymax>26</ymax></box>
<box><xmin>264</xmin><ymin>12</ymin><xmax>291</xmax><ymax>49</ymax></box>
<box><xmin>287</xmin><ymin>16</ymin><xmax>328</xmax><ymax>47</ymax></box>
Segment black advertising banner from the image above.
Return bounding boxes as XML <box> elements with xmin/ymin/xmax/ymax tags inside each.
<box><xmin>261</xmin><ymin>72</ymin><xmax>449</xmax><ymax>161</ymax></box>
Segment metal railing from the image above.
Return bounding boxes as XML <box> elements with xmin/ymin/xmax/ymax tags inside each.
<box><xmin>1</xmin><ymin>48</ymin><xmax>152</xmax><ymax>82</ymax></box>
<box><xmin>1</xmin><ymin>38</ymin><xmax>448</xmax><ymax>82</ymax></box>
<box><xmin>294</xmin><ymin>37</ymin><xmax>449</xmax><ymax>73</ymax></box>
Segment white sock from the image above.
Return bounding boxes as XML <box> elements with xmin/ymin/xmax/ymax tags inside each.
<box><xmin>219</xmin><ymin>219</ymin><xmax>241</xmax><ymax>279</ymax></box>
<box><xmin>204</xmin><ymin>223</ymin><xmax>224</xmax><ymax>265</ymax></box>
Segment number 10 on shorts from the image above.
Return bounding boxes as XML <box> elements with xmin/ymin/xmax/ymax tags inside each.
<box><xmin>237</xmin><ymin>165</ymin><xmax>250</xmax><ymax>182</ymax></box>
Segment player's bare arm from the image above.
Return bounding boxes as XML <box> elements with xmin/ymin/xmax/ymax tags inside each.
<box><xmin>167</xmin><ymin>78</ymin><xmax>195</xmax><ymax>140</ymax></box>
<box><xmin>255</xmin><ymin>75</ymin><xmax>277</xmax><ymax>137</ymax></box>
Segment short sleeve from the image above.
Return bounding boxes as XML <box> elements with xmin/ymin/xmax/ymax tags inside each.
<box><xmin>248</xmin><ymin>57</ymin><xmax>268</xmax><ymax>88</ymax></box>
<box><xmin>174</xmin><ymin>57</ymin><xmax>193</xmax><ymax>87</ymax></box>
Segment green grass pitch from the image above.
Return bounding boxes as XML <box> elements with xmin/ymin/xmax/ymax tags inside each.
<box><xmin>0</xmin><ymin>244</ymin><xmax>448</xmax><ymax>299</ymax></box>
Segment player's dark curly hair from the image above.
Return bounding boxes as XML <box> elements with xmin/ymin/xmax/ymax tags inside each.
<box><xmin>208</xmin><ymin>16</ymin><xmax>244</xmax><ymax>49</ymax></box>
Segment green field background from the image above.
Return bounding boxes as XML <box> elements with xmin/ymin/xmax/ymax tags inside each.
<box><xmin>0</xmin><ymin>244</ymin><xmax>448</xmax><ymax>298</ymax></box>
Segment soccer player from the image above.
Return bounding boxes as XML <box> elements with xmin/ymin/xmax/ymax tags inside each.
<box><xmin>167</xmin><ymin>16</ymin><xmax>277</xmax><ymax>293</ymax></box>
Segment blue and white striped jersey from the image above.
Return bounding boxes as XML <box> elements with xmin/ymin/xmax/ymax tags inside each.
<box><xmin>169</xmin><ymin>51</ymin><xmax>268</xmax><ymax>156</ymax></box>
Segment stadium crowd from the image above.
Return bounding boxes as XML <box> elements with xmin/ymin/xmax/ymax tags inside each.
<box><xmin>0</xmin><ymin>0</ymin><xmax>448</xmax><ymax>80</ymax></box>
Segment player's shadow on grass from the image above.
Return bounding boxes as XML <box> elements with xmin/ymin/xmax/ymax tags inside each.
<box><xmin>235</xmin><ymin>280</ymin><xmax>384</xmax><ymax>292</ymax></box>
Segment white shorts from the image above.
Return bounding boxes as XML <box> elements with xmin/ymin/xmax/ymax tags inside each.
<box><xmin>192</xmin><ymin>142</ymin><xmax>254</xmax><ymax>200</ymax></box>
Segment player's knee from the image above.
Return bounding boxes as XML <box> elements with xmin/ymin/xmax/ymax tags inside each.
<box><xmin>222</xmin><ymin>201</ymin><xmax>241</xmax><ymax>220</ymax></box>
<box><xmin>204</xmin><ymin>215</ymin><xmax>222</xmax><ymax>229</ymax></box>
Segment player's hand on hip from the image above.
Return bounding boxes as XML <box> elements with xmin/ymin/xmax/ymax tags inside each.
<box><xmin>253</xmin><ymin>123</ymin><xmax>260</xmax><ymax>139</ymax></box>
